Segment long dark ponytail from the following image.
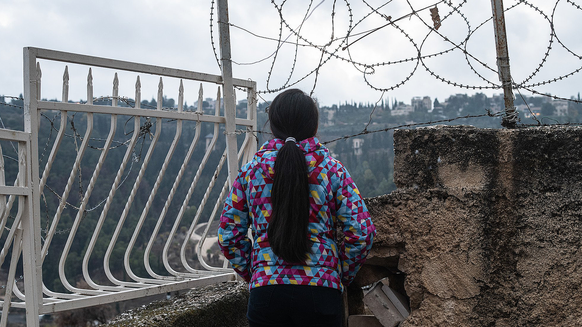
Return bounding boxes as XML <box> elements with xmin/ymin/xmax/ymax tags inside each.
<box><xmin>267</xmin><ymin>89</ymin><xmax>319</xmax><ymax>263</ymax></box>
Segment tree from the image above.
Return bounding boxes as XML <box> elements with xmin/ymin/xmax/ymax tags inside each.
<box><xmin>149</xmin><ymin>97</ymin><xmax>157</xmax><ymax>108</ymax></box>
<box><xmin>163</xmin><ymin>96</ymin><xmax>175</xmax><ymax>108</ymax></box>
<box><xmin>541</xmin><ymin>102</ymin><xmax>555</xmax><ymax>116</ymax></box>
<box><xmin>462</xmin><ymin>93</ymin><xmax>488</xmax><ymax>115</ymax></box>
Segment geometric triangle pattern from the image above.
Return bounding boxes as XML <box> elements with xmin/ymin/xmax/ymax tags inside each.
<box><xmin>218</xmin><ymin>136</ymin><xmax>376</xmax><ymax>291</ymax></box>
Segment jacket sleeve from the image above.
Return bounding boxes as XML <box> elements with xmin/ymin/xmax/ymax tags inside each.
<box><xmin>334</xmin><ymin>166</ymin><xmax>376</xmax><ymax>286</ymax></box>
<box><xmin>218</xmin><ymin>171</ymin><xmax>252</xmax><ymax>282</ymax></box>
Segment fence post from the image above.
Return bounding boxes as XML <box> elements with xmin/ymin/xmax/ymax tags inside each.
<box><xmin>490</xmin><ymin>0</ymin><xmax>517</xmax><ymax>128</ymax></box>
<box><xmin>22</xmin><ymin>47</ymin><xmax>43</xmax><ymax>327</ymax></box>
<box><xmin>217</xmin><ymin>0</ymin><xmax>239</xmax><ymax>186</ymax></box>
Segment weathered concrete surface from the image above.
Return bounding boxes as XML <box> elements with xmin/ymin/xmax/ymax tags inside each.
<box><xmin>103</xmin><ymin>281</ymin><xmax>249</xmax><ymax>327</ymax></box>
<box><xmin>359</xmin><ymin>125</ymin><xmax>582</xmax><ymax>327</ymax></box>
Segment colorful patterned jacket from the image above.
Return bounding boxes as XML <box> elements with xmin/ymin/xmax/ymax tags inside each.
<box><xmin>218</xmin><ymin>137</ymin><xmax>376</xmax><ymax>291</ymax></box>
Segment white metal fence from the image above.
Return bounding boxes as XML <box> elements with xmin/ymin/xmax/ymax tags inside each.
<box><xmin>0</xmin><ymin>47</ymin><xmax>257</xmax><ymax>326</ymax></box>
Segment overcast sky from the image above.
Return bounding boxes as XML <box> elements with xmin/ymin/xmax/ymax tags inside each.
<box><xmin>1</xmin><ymin>0</ymin><xmax>580</xmax><ymax>107</ymax></box>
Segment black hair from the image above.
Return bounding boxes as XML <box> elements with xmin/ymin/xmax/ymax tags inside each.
<box><xmin>267</xmin><ymin>88</ymin><xmax>319</xmax><ymax>263</ymax></box>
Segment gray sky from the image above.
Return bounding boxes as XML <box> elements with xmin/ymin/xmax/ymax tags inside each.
<box><xmin>1</xmin><ymin>0</ymin><xmax>581</xmax><ymax>106</ymax></box>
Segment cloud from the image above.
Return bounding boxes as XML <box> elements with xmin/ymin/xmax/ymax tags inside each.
<box><xmin>1</xmin><ymin>0</ymin><xmax>581</xmax><ymax>107</ymax></box>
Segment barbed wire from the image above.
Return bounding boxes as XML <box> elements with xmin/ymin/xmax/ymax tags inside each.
<box><xmin>323</xmin><ymin>110</ymin><xmax>504</xmax><ymax>144</ymax></box>
<box><xmin>225</xmin><ymin>109</ymin><xmax>505</xmax><ymax>145</ymax></box>
<box><xmin>0</xmin><ymin>274</ymin><xmax>24</xmax><ymax>290</ymax></box>
<box><xmin>363</xmin><ymin>90</ymin><xmax>386</xmax><ymax>132</ymax></box>
<box><xmin>209</xmin><ymin>0</ymin><xmax>582</xmax><ymax>130</ymax></box>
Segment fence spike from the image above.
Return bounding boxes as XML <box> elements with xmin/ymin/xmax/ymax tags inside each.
<box><xmin>135</xmin><ymin>76</ymin><xmax>141</xmax><ymax>109</ymax></box>
<box><xmin>36</xmin><ymin>62</ymin><xmax>42</xmax><ymax>100</ymax></box>
<box><xmin>113</xmin><ymin>72</ymin><xmax>119</xmax><ymax>107</ymax></box>
<box><xmin>157</xmin><ymin>77</ymin><xmax>163</xmax><ymax>111</ymax></box>
<box><xmin>197</xmin><ymin>83</ymin><xmax>203</xmax><ymax>113</ymax></box>
<box><xmin>87</xmin><ymin>68</ymin><xmax>93</xmax><ymax>105</ymax></box>
<box><xmin>178</xmin><ymin>79</ymin><xmax>184</xmax><ymax>113</ymax></box>
<box><xmin>62</xmin><ymin>66</ymin><xmax>69</xmax><ymax>103</ymax></box>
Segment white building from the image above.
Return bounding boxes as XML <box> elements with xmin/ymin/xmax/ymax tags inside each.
<box><xmin>391</xmin><ymin>103</ymin><xmax>414</xmax><ymax>116</ymax></box>
<box><xmin>552</xmin><ymin>99</ymin><xmax>569</xmax><ymax>116</ymax></box>
<box><xmin>517</xmin><ymin>104</ymin><xmax>541</xmax><ymax>118</ymax></box>
<box><xmin>411</xmin><ymin>96</ymin><xmax>432</xmax><ymax>111</ymax></box>
<box><xmin>321</xmin><ymin>107</ymin><xmax>336</xmax><ymax>127</ymax></box>
<box><xmin>352</xmin><ymin>138</ymin><xmax>364</xmax><ymax>156</ymax></box>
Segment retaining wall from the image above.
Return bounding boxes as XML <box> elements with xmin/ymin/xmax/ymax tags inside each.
<box><xmin>356</xmin><ymin>125</ymin><xmax>582</xmax><ymax>326</ymax></box>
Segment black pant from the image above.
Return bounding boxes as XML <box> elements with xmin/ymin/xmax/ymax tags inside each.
<box><xmin>247</xmin><ymin>285</ymin><xmax>343</xmax><ymax>327</ymax></box>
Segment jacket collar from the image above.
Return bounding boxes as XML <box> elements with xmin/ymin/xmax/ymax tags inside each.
<box><xmin>259</xmin><ymin>136</ymin><xmax>322</xmax><ymax>154</ymax></box>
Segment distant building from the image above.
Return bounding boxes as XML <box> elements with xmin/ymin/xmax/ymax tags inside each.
<box><xmin>411</xmin><ymin>96</ymin><xmax>432</xmax><ymax>111</ymax></box>
<box><xmin>391</xmin><ymin>103</ymin><xmax>414</xmax><ymax>116</ymax></box>
<box><xmin>552</xmin><ymin>99</ymin><xmax>569</xmax><ymax>116</ymax></box>
<box><xmin>352</xmin><ymin>138</ymin><xmax>364</xmax><ymax>156</ymax></box>
<box><xmin>517</xmin><ymin>104</ymin><xmax>541</xmax><ymax>118</ymax></box>
<box><xmin>321</xmin><ymin>107</ymin><xmax>336</xmax><ymax>127</ymax></box>
<box><xmin>194</xmin><ymin>97</ymin><xmax>218</xmax><ymax>112</ymax></box>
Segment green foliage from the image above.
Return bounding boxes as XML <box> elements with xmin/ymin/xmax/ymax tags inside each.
<box><xmin>541</xmin><ymin>102</ymin><xmax>556</xmax><ymax>116</ymax></box>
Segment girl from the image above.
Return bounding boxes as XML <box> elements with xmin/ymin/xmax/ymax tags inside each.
<box><xmin>218</xmin><ymin>89</ymin><xmax>375</xmax><ymax>327</ymax></box>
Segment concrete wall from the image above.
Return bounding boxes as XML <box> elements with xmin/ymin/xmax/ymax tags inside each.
<box><xmin>357</xmin><ymin>125</ymin><xmax>582</xmax><ymax>326</ymax></box>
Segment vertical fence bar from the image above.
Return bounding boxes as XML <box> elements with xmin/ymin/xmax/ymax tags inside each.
<box><xmin>36</xmin><ymin>63</ymin><xmax>42</xmax><ymax>101</ymax></box>
<box><xmin>102</xmin><ymin>79</ymin><xmax>162</xmax><ymax>287</ymax></box>
<box><xmin>246</xmin><ymin>82</ymin><xmax>258</xmax><ymax>162</ymax></box>
<box><xmin>217</xmin><ymin>0</ymin><xmax>239</xmax><ymax>186</ymax></box>
<box><xmin>0</xmin><ymin>146</ymin><xmax>5</xmax><ymax>225</ymax></box>
<box><xmin>0</xmin><ymin>143</ymin><xmax>7</xmax><ymax>327</ymax></box>
<box><xmin>0</xmin><ymin>228</ymin><xmax>22</xmax><ymax>327</ymax></box>
<box><xmin>23</xmin><ymin>47</ymin><xmax>42</xmax><ymax>327</ymax></box>
<box><xmin>491</xmin><ymin>0</ymin><xmax>516</xmax><ymax>128</ymax></box>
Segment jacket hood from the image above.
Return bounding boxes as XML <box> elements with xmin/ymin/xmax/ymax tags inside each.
<box><xmin>253</xmin><ymin>136</ymin><xmax>329</xmax><ymax>181</ymax></box>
